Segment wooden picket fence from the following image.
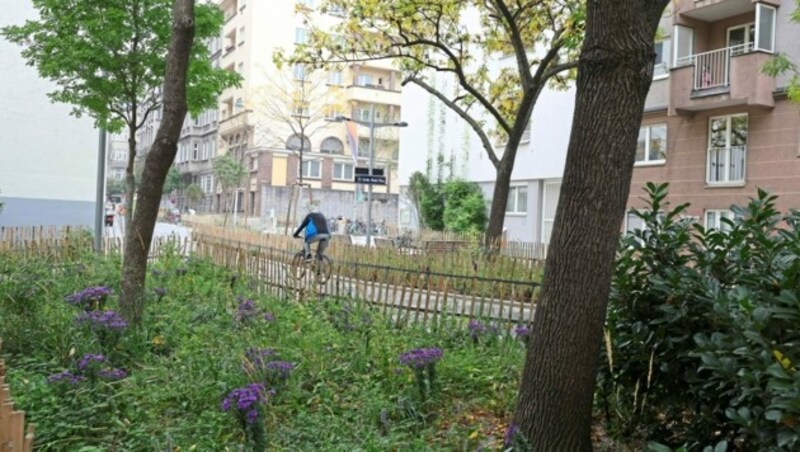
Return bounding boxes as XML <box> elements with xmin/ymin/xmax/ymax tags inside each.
<box><xmin>0</xmin><ymin>341</ymin><xmax>35</xmax><ymax>452</ymax></box>
<box><xmin>193</xmin><ymin>232</ymin><xmax>538</xmax><ymax>329</ymax></box>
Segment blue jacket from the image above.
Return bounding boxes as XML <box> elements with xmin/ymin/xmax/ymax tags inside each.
<box><xmin>294</xmin><ymin>212</ymin><xmax>329</xmax><ymax>240</ymax></box>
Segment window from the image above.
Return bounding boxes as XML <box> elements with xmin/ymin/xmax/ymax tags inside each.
<box><xmin>320</xmin><ymin>137</ymin><xmax>344</xmax><ymax>154</ymax></box>
<box><xmin>328</xmin><ymin>4</ymin><xmax>345</xmax><ymax>16</ymax></box>
<box><xmin>673</xmin><ymin>25</ymin><xmax>694</xmax><ymax>67</ymax></box>
<box><xmin>328</xmin><ymin>70</ymin><xmax>343</xmax><ymax>86</ymax></box>
<box><xmin>251</xmin><ymin>156</ymin><xmax>258</xmax><ymax>171</ymax></box>
<box><xmin>654</xmin><ymin>39</ymin><xmax>670</xmax><ymax>78</ymax></box>
<box><xmin>507</xmin><ymin>186</ymin><xmax>528</xmax><ymax>214</ymax></box>
<box><xmin>708</xmin><ymin>114</ymin><xmax>747</xmax><ymax>185</ymax></box>
<box><xmin>295</xmin><ymin>28</ymin><xmax>309</xmax><ymax>45</ymax></box>
<box><xmin>237</xmin><ymin>62</ymin><xmax>244</xmax><ymax>74</ymax></box>
<box><xmin>286</xmin><ymin>134</ymin><xmax>312</xmax><ymax>152</ymax></box>
<box><xmin>727</xmin><ymin>23</ymin><xmax>755</xmax><ymax>55</ymax></box>
<box><xmin>292</xmin><ymin>102</ymin><xmax>309</xmax><ymax>117</ymax></box>
<box><xmin>293</xmin><ymin>63</ymin><xmax>306</xmax><ymax>81</ymax></box>
<box><xmin>238</xmin><ymin>27</ymin><xmax>245</xmax><ymax>45</ymax></box>
<box><xmin>541</xmin><ymin>181</ymin><xmax>560</xmax><ymax>243</ymax></box>
<box><xmin>520</xmin><ymin>122</ymin><xmax>531</xmax><ymax>143</ymax></box>
<box><xmin>192</xmin><ymin>143</ymin><xmax>199</xmax><ymax>160</ymax></box>
<box><xmin>300</xmin><ymin>160</ymin><xmax>321</xmax><ymax>178</ymax></box>
<box><xmin>357</xmin><ymin>137</ymin><xmax>371</xmax><ymax>158</ymax></box>
<box><xmin>355</xmin><ymin>74</ymin><xmax>374</xmax><ymax>87</ymax></box>
<box><xmin>329</xmin><ymin>5</ymin><xmax>345</xmax><ymax>16</ymax></box>
<box><xmin>324</xmin><ymin>105</ymin><xmax>342</xmax><ymax>120</ymax></box>
<box><xmin>755</xmin><ymin>3</ymin><xmax>776</xmax><ymax>53</ymax></box>
<box><xmin>705</xmin><ymin>209</ymin><xmax>735</xmax><ymax>231</ymax></box>
<box><xmin>354</xmin><ymin>107</ymin><xmax>379</xmax><ymax>122</ymax></box>
<box><xmin>636</xmin><ymin>124</ymin><xmax>667</xmax><ymax>164</ymax></box>
<box><xmin>333</xmin><ymin>162</ymin><xmax>354</xmax><ymax>180</ymax></box>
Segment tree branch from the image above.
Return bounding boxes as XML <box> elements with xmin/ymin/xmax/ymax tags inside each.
<box><xmin>405</xmin><ymin>75</ymin><xmax>500</xmax><ymax>169</ymax></box>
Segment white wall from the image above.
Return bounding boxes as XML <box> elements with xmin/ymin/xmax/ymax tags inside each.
<box><xmin>0</xmin><ymin>0</ymin><xmax>97</xmax><ymax>225</ymax></box>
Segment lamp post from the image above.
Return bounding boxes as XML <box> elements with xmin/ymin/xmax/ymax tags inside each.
<box><xmin>94</xmin><ymin>129</ymin><xmax>107</xmax><ymax>253</ymax></box>
<box><xmin>334</xmin><ymin>107</ymin><xmax>407</xmax><ymax>247</ymax></box>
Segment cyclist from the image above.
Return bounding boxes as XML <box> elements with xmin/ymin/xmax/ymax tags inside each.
<box><xmin>293</xmin><ymin>207</ymin><xmax>331</xmax><ymax>262</ymax></box>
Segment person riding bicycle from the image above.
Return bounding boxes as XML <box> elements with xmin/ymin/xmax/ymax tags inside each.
<box><xmin>293</xmin><ymin>207</ymin><xmax>330</xmax><ymax>262</ymax></box>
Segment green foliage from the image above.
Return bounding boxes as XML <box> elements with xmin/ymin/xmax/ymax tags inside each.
<box><xmin>163</xmin><ymin>166</ymin><xmax>184</xmax><ymax>195</ymax></box>
<box><xmin>106</xmin><ymin>179</ymin><xmax>126</xmax><ymax>196</ymax></box>
<box><xmin>184</xmin><ymin>183</ymin><xmax>204</xmax><ymax>208</ymax></box>
<box><xmin>1</xmin><ymin>0</ymin><xmax>239</xmax><ymax>132</ymax></box>
<box><xmin>443</xmin><ymin>180</ymin><xmax>487</xmax><ymax>234</ymax></box>
<box><xmin>213</xmin><ymin>155</ymin><xmax>247</xmax><ymax>193</ymax></box>
<box><xmin>600</xmin><ymin>182</ymin><xmax>800</xmax><ymax>450</ymax></box>
<box><xmin>1</xmin><ymin>250</ymin><xmax>525</xmax><ymax>450</ymax></box>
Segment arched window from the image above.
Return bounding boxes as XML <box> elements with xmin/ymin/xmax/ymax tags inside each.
<box><xmin>319</xmin><ymin>136</ymin><xmax>344</xmax><ymax>154</ymax></box>
<box><xmin>286</xmin><ymin>134</ymin><xmax>312</xmax><ymax>152</ymax></box>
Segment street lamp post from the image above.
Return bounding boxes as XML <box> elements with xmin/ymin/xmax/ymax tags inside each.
<box><xmin>333</xmin><ymin>108</ymin><xmax>407</xmax><ymax>248</ymax></box>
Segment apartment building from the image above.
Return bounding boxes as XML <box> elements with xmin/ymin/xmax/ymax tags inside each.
<box><xmin>212</xmin><ymin>0</ymin><xmax>402</xmax><ymax>224</ymax></box>
<box><xmin>627</xmin><ymin>0</ymin><xmax>800</xmax><ymax>230</ymax></box>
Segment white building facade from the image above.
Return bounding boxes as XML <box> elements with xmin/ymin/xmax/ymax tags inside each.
<box><xmin>398</xmin><ymin>68</ymin><xmax>575</xmax><ymax>244</ymax></box>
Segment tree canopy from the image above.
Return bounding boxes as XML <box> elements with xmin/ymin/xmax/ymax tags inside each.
<box><xmin>280</xmin><ymin>0</ymin><xmax>585</xmax><ymax>241</ymax></box>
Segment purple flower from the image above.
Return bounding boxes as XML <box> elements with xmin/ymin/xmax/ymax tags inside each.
<box><xmin>98</xmin><ymin>368</ymin><xmax>128</xmax><ymax>380</ymax></box>
<box><xmin>263</xmin><ymin>312</ymin><xmax>275</xmax><ymax>322</ymax></box>
<box><xmin>514</xmin><ymin>325</ymin><xmax>531</xmax><ymax>339</ymax></box>
<box><xmin>65</xmin><ymin>286</ymin><xmax>112</xmax><ymax>310</ymax></box>
<box><xmin>504</xmin><ymin>423</ymin><xmax>520</xmax><ymax>447</ymax></box>
<box><xmin>75</xmin><ymin>310</ymin><xmax>128</xmax><ymax>331</ymax></box>
<box><xmin>47</xmin><ymin>370</ymin><xmax>86</xmax><ymax>385</ymax></box>
<box><xmin>235</xmin><ymin>297</ymin><xmax>259</xmax><ymax>323</ymax></box>
<box><xmin>265</xmin><ymin>361</ymin><xmax>295</xmax><ymax>381</ymax></box>
<box><xmin>221</xmin><ymin>383</ymin><xmax>268</xmax><ymax>424</ymax></box>
<box><xmin>77</xmin><ymin>353</ymin><xmax>107</xmax><ymax>371</ymax></box>
<box><xmin>468</xmin><ymin>320</ymin><xmax>486</xmax><ymax>339</ymax></box>
<box><xmin>399</xmin><ymin>347</ymin><xmax>443</xmax><ymax>369</ymax></box>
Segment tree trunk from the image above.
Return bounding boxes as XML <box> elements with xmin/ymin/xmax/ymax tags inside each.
<box><xmin>119</xmin><ymin>0</ymin><xmax>195</xmax><ymax>325</ymax></box>
<box><xmin>485</xmin><ymin>159</ymin><xmax>512</xmax><ymax>245</ymax></box>
<box><xmin>125</xmin><ymin>123</ymin><xmax>137</xmax><ymax>218</ymax></box>
<box><xmin>512</xmin><ymin>0</ymin><xmax>669</xmax><ymax>449</ymax></box>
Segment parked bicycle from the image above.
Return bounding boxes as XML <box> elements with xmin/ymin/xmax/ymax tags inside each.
<box><xmin>290</xmin><ymin>238</ymin><xmax>333</xmax><ymax>285</ymax></box>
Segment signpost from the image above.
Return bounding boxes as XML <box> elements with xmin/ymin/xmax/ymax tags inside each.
<box><xmin>355</xmin><ymin>167</ymin><xmax>385</xmax><ymax>185</ymax></box>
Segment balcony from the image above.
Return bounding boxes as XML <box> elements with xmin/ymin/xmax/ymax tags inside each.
<box><xmin>675</xmin><ymin>0</ymin><xmax>777</xmax><ymax>23</ymax></box>
<box><xmin>670</xmin><ymin>45</ymin><xmax>775</xmax><ymax>115</ymax></box>
<box><xmin>345</xmin><ymin>84</ymin><xmax>402</xmax><ymax>106</ymax></box>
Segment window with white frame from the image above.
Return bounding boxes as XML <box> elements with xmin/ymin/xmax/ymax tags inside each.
<box><xmin>192</xmin><ymin>143</ymin><xmax>199</xmax><ymax>160</ymax></box>
<box><xmin>727</xmin><ymin>23</ymin><xmax>755</xmax><ymax>55</ymax></box>
<box><xmin>333</xmin><ymin>162</ymin><xmax>354</xmax><ymax>180</ymax></box>
<box><xmin>300</xmin><ymin>160</ymin><xmax>321</xmax><ymax>179</ymax></box>
<box><xmin>328</xmin><ymin>4</ymin><xmax>345</xmax><ymax>16</ymax></box>
<box><xmin>320</xmin><ymin>136</ymin><xmax>344</xmax><ymax>154</ymax></box>
<box><xmin>294</xmin><ymin>28</ymin><xmax>309</xmax><ymax>45</ymax></box>
<box><xmin>636</xmin><ymin>124</ymin><xmax>667</xmax><ymax>164</ymax></box>
<box><xmin>705</xmin><ymin>209</ymin><xmax>736</xmax><ymax>231</ymax></box>
<box><xmin>654</xmin><ymin>39</ymin><xmax>670</xmax><ymax>78</ymax></box>
<box><xmin>292</xmin><ymin>102</ymin><xmax>310</xmax><ymax>117</ymax></box>
<box><xmin>541</xmin><ymin>181</ymin><xmax>560</xmax><ymax>243</ymax></box>
<box><xmin>328</xmin><ymin>70</ymin><xmax>342</xmax><ymax>86</ymax></box>
<box><xmin>292</xmin><ymin>63</ymin><xmax>306</xmax><ymax>81</ymax></box>
<box><xmin>355</xmin><ymin>74</ymin><xmax>374</xmax><ymax>87</ymax></box>
<box><xmin>506</xmin><ymin>186</ymin><xmax>528</xmax><ymax>214</ymax></box>
<box><xmin>708</xmin><ymin>114</ymin><xmax>747</xmax><ymax>185</ymax></box>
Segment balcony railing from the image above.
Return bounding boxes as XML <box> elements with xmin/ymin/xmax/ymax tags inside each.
<box><xmin>676</xmin><ymin>43</ymin><xmax>754</xmax><ymax>91</ymax></box>
<box><xmin>707</xmin><ymin>145</ymin><xmax>746</xmax><ymax>185</ymax></box>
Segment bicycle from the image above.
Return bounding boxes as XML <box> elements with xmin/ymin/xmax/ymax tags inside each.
<box><xmin>290</xmin><ymin>239</ymin><xmax>333</xmax><ymax>285</ymax></box>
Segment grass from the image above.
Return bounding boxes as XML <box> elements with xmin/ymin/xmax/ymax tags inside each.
<box><xmin>0</xmin><ymin>245</ymin><xmax>526</xmax><ymax>451</ymax></box>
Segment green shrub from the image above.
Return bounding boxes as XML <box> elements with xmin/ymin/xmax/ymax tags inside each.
<box><xmin>599</xmin><ymin>183</ymin><xmax>800</xmax><ymax>450</ymax></box>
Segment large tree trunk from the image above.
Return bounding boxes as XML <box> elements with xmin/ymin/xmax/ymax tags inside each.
<box><xmin>512</xmin><ymin>0</ymin><xmax>669</xmax><ymax>448</ymax></box>
<box><xmin>119</xmin><ymin>0</ymin><xmax>195</xmax><ymax>325</ymax></box>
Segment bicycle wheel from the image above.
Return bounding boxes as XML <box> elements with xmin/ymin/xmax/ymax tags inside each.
<box><xmin>290</xmin><ymin>251</ymin><xmax>307</xmax><ymax>280</ymax></box>
<box><xmin>315</xmin><ymin>255</ymin><xmax>333</xmax><ymax>285</ymax></box>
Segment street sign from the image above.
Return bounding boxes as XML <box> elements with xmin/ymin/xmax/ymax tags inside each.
<box><xmin>355</xmin><ymin>167</ymin><xmax>384</xmax><ymax>176</ymax></box>
<box><xmin>355</xmin><ymin>175</ymin><xmax>386</xmax><ymax>185</ymax></box>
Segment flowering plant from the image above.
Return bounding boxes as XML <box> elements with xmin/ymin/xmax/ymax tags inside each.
<box><xmin>64</xmin><ymin>286</ymin><xmax>112</xmax><ymax>311</ymax></box>
<box><xmin>399</xmin><ymin>347</ymin><xmax>443</xmax><ymax>401</ymax></box>
<box><xmin>221</xmin><ymin>383</ymin><xmax>272</xmax><ymax>449</ymax></box>
<box><xmin>467</xmin><ymin>319</ymin><xmax>499</xmax><ymax>343</ymax></box>
<box><xmin>75</xmin><ymin>310</ymin><xmax>127</xmax><ymax>350</ymax></box>
<box><xmin>47</xmin><ymin>353</ymin><xmax>128</xmax><ymax>387</ymax></box>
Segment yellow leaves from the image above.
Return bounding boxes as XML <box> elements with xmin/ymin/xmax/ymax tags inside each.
<box><xmin>151</xmin><ymin>335</ymin><xmax>166</xmax><ymax>346</ymax></box>
<box><xmin>469</xmin><ymin>430</ymin><xmax>479</xmax><ymax>439</ymax></box>
<box><xmin>773</xmin><ymin>349</ymin><xmax>795</xmax><ymax>373</ymax></box>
